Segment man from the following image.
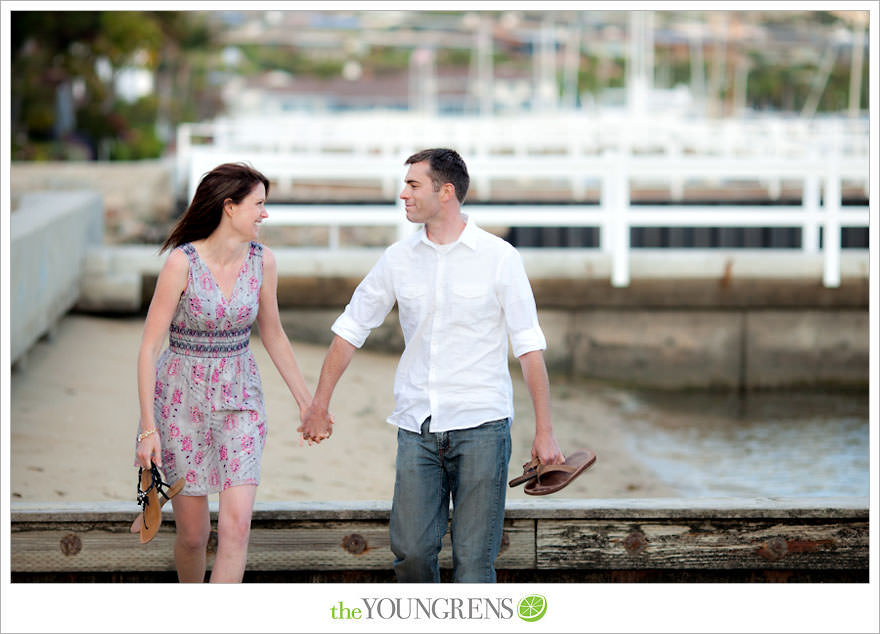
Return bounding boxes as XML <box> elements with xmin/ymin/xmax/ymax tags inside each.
<box><xmin>300</xmin><ymin>148</ymin><xmax>564</xmax><ymax>583</ymax></box>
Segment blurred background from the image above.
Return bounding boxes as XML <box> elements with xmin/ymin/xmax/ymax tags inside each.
<box><xmin>8</xmin><ymin>9</ymin><xmax>871</xmax><ymax>160</ymax></box>
<box><xmin>6</xmin><ymin>7</ymin><xmax>872</xmax><ymax>504</ymax></box>
<box><xmin>8</xmin><ymin>9</ymin><xmax>871</xmax><ymax>243</ymax></box>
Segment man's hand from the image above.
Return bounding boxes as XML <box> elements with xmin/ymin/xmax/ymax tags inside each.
<box><xmin>531</xmin><ymin>428</ymin><xmax>564</xmax><ymax>465</ymax></box>
<box><xmin>298</xmin><ymin>401</ymin><xmax>334</xmax><ymax>445</ymax></box>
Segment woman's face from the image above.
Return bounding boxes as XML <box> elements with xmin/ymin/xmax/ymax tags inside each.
<box><xmin>229</xmin><ymin>182</ymin><xmax>268</xmax><ymax>240</ymax></box>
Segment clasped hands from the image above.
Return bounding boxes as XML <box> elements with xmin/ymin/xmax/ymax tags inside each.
<box><xmin>298</xmin><ymin>402</ymin><xmax>334</xmax><ymax>445</ymax></box>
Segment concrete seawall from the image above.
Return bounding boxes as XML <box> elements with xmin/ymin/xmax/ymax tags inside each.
<box><xmin>271</xmin><ymin>306</ymin><xmax>868</xmax><ymax>391</ymax></box>
<box><xmin>9</xmin><ymin>191</ymin><xmax>104</xmax><ymax>366</ymax></box>
<box><xmin>76</xmin><ymin>245</ymin><xmax>868</xmax><ymax>390</ymax></box>
<box><xmin>11</xmin><ymin>160</ymin><xmax>175</xmax><ymax>243</ymax></box>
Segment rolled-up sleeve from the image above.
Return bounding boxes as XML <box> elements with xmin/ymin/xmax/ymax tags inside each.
<box><xmin>498</xmin><ymin>249</ymin><xmax>546</xmax><ymax>357</ymax></box>
<box><xmin>331</xmin><ymin>252</ymin><xmax>396</xmax><ymax>348</ymax></box>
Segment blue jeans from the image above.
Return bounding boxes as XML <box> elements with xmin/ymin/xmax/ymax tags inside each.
<box><xmin>390</xmin><ymin>417</ymin><xmax>511</xmax><ymax>583</ymax></box>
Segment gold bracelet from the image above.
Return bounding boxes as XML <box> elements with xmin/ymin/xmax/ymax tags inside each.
<box><xmin>137</xmin><ymin>428</ymin><xmax>157</xmax><ymax>443</ymax></box>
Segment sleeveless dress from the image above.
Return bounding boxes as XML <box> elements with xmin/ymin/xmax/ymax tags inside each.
<box><xmin>152</xmin><ymin>241</ymin><xmax>268</xmax><ymax>495</ymax></box>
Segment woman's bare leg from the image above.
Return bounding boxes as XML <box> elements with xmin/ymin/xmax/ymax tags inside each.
<box><xmin>210</xmin><ymin>484</ymin><xmax>257</xmax><ymax>583</ymax></box>
<box><xmin>170</xmin><ymin>494</ymin><xmax>211</xmax><ymax>583</ymax></box>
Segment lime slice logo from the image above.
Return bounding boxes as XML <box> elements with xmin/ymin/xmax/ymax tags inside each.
<box><xmin>517</xmin><ymin>594</ymin><xmax>547</xmax><ymax>622</ymax></box>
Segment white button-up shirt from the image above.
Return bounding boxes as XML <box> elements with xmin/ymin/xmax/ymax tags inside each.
<box><xmin>331</xmin><ymin>216</ymin><xmax>546</xmax><ymax>433</ymax></box>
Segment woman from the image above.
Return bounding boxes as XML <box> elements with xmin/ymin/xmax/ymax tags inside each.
<box><xmin>134</xmin><ymin>162</ymin><xmax>323</xmax><ymax>582</ymax></box>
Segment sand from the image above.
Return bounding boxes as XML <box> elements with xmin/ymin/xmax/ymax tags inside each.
<box><xmin>9</xmin><ymin>313</ymin><xmax>678</xmax><ymax>506</ymax></box>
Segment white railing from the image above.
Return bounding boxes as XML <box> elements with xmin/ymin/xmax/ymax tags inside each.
<box><xmin>175</xmin><ymin>112</ymin><xmax>869</xmax><ymax>195</ymax></box>
<box><xmin>177</xmin><ymin>112</ymin><xmax>870</xmax><ymax>159</ymax></box>
<box><xmin>259</xmin><ymin>153</ymin><xmax>868</xmax><ymax>288</ymax></box>
<box><xmin>176</xmin><ymin>113</ymin><xmax>869</xmax><ymax>289</ymax></box>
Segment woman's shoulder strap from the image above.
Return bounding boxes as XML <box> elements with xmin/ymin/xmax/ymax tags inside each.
<box><xmin>178</xmin><ymin>242</ymin><xmax>198</xmax><ymax>262</ymax></box>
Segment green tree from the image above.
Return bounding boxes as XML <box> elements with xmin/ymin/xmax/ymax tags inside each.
<box><xmin>11</xmin><ymin>11</ymin><xmax>220</xmax><ymax>161</ymax></box>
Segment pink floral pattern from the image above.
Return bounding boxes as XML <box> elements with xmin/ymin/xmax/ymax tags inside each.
<box><xmin>222</xmin><ymin>383</ymin><xmax>234</xmax><ymax>403</ymax></box>
<box><xmin>189</xmin><ymin>295</ymin><xmax>202</xmax><ymax>316</ymax></box>
<box><xmin>150</xmin><ymin>242</ymin><xmax>268</xmax><ymax>495</ymax></box>
<box><xmin>190</xmin><ymin>406</ymin><xmax>203</xmax><ymax>426</ymax></box>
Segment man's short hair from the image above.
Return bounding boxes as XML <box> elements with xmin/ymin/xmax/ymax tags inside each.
<box><xmin>405</xmin><ymin>148</ymin><xmax>469</xmax><ymax>204</ymax></box>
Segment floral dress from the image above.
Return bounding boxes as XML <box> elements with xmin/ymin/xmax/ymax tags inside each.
<box><xmin>152</xmin><ymin>241</ymin><xmax>267</xmax><ymax>495</ymax></box>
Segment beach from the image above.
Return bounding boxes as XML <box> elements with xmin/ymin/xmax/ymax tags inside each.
<box><xmin>10</xmin><ymin>313</ymin><xmax>679</xmax><ymax>506</ymax></box>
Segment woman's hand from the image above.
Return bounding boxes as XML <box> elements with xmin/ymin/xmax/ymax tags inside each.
<box><xmin>136</xmin><ymin>430</ymin><xmax>162</xmax><ymax>468</ymax></box>
<box><xmin>298</xmin><ymin>402</ymin><xmax>334</xmax><ymax>445</ymax></box>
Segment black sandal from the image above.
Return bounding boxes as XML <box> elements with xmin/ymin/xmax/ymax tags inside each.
<box><xmin>134</xmin><ymin>463</ymin><xmax>184</xmax><ymax>543</ymax></box>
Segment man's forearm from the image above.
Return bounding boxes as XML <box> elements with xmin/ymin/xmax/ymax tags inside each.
<box><xmin>519</xmin><ymin>349</ymin><xmax>565</xmax><ymax>464</ymax></box>
<box><xmin>519</xmin><ymin>349</ymin><xmax>553</xmax><ymax>433</ymax></box>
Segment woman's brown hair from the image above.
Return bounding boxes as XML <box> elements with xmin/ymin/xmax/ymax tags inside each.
<box><xmin>161</xmin><ymin>163</ymin><xmax>270</xmax><ymax>252</ymax></box>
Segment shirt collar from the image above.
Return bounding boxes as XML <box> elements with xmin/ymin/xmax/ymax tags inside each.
<box><xmin>412</xmin><ymin>214</ymin><xmax>479</xmax><ymax>252</ymax></box>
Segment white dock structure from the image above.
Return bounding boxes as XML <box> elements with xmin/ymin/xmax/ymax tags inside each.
<box><xmin>177</xmin><ymin>112</ymin><xmax>869</xmax><ymax>288</ymax></box>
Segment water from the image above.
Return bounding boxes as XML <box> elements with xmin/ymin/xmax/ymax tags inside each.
<box><xmin>619</xmin><ymin>389</ymin><xmax>870</xmax><ymax>498</ymax></box>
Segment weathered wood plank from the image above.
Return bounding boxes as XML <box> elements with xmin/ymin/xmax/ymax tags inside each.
<box><xmin>247</xmin><ymin>523</ymin><xmax>392</xmax><ymax>571</ymax></box>
<box><xmin>12</xmin><ymin>527</ymin><xmax>178</xmax><ymax>572</ymax></box>
<box><xmin>536</xmin><ymin>519</ymin><xmax>869</xmax><ymax>570</ymax></box>
<box><xmin>246</xmin><ymin>518</ymin><xmax>533</xmax><ymax>571</ymax></box>
<box><xmin>10</xmin><ymin>499</ymin><xmax>868</xmax><ymax>575</ymax></box>
<box><xmin>10</xmin><ymin>519</ymin><xmax>534</xmax><ymax>573</ymax></box>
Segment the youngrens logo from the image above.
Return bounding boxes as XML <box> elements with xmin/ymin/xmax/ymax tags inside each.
<box><xmin>330</xmin><ymin>597</ymin><xmax>516</xmax><ymax>621</ymax></box>
<box><xmin>330</xmin><ymin>595</ymin><xmax>547</xmax><ymax>622</ymax></box>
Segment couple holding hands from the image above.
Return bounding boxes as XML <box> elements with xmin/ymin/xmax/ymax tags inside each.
<box><xmin>133</xmin><ymin>148</ymin><xmax>594</xmax><ymax>583</ymax></box>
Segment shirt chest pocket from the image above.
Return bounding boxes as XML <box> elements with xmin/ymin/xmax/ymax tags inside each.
<box><xmin>397</xmin><ymin>284</ymin><xmax>427</xmax><ymax>331</ymax></box>
<box><xmin>449</xmin><ymin>283</ymin><xmax>497</xmax><ymax>322</ymax></box>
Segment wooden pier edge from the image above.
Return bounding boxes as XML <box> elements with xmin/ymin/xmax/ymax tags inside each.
<box><xmin>10</xmin><ymin>497</ymin><xmax>869</xmax><ymax>582</ymax></box>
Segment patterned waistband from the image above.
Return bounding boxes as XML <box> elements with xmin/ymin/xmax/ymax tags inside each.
<box><xmin>168</xmin><ymin>325</ymin><xmax>251</xmax><ymax>358</ymax></box>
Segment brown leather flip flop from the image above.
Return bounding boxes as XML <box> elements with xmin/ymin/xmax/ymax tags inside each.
<box><xmin>130</xmin><ymin>475</ymin><xmax>184</xmax><ymax>537</ymax></box>
<box><xmin>524</xmin><ymin>449</ymin><xmax>596</xmax><ymax>496</ymax></box>
<box><xmin>135</xmin><ymin>464</ymin><xmax>184</xmax><ymax>543</ymax></box>
<box><xmin>508</xmin><ymin>456</ymin><xmax>541</xmax><ymax>487</ymax></box>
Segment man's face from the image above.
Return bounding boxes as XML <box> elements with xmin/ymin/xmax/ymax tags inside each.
<box><xmin>400</xmin><ymin>161</ymin><xmax>442</xmax><ymax>224</ymax></box>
